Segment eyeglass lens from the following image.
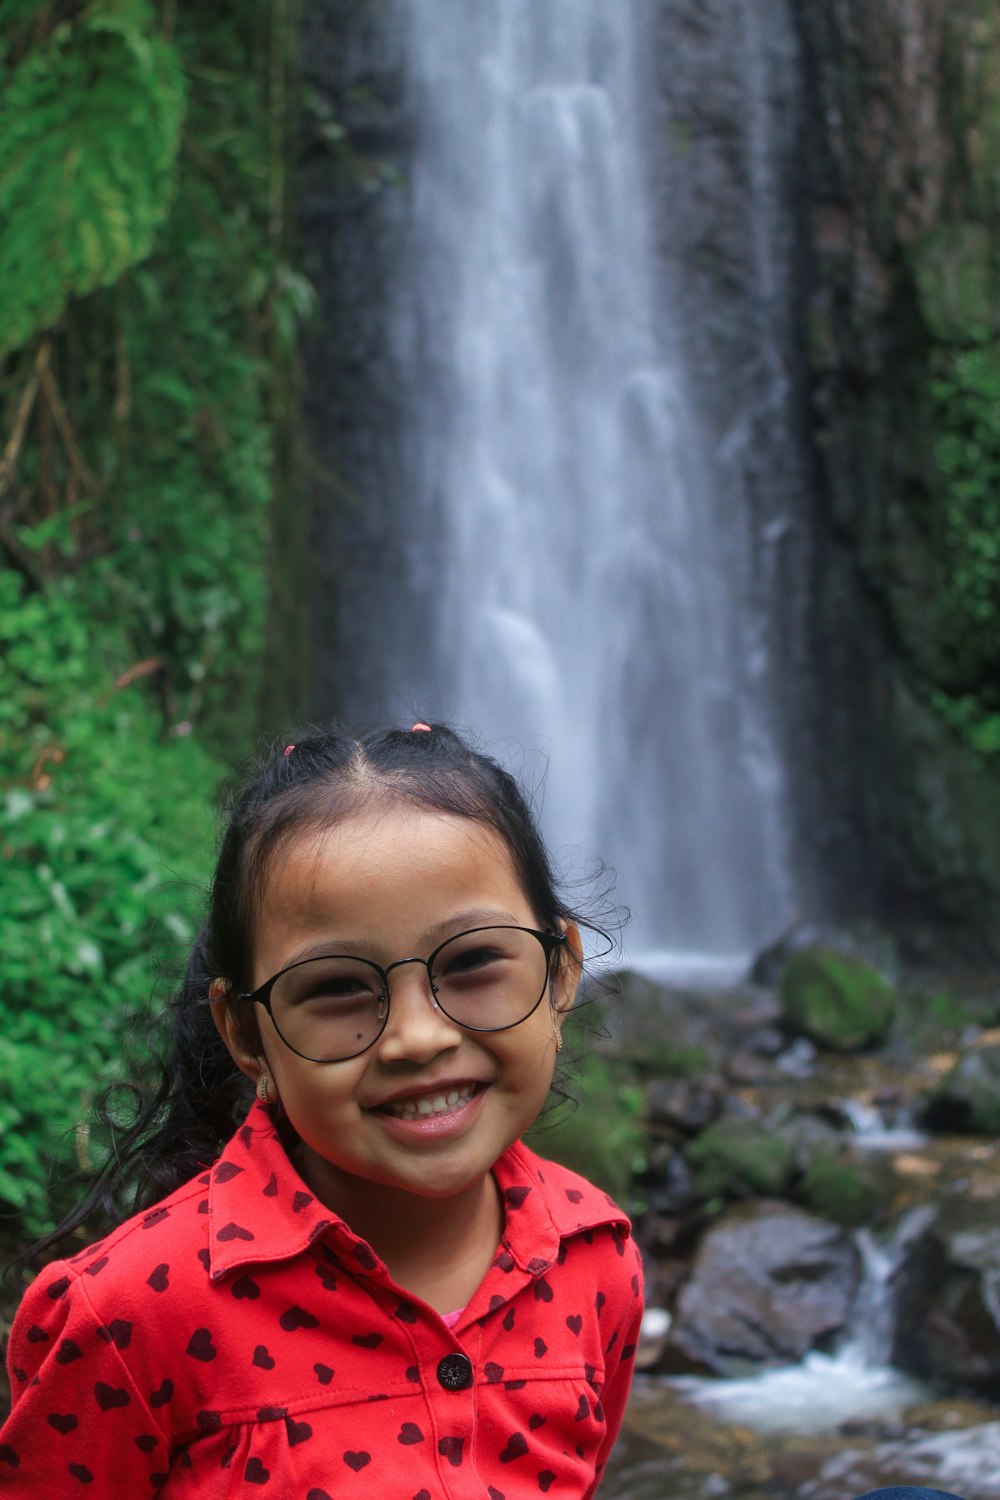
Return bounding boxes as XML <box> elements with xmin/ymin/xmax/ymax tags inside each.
<box><xmin>267</xmin><ymin>927</ymin><xmax>552</xmax><ymax>1062</ymax></box>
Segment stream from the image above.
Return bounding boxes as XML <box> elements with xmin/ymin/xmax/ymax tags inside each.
<box><xmin>599</xmin><ymin>1002</ymin><xmax>1000</xmax><ymax>1500</ymax></box>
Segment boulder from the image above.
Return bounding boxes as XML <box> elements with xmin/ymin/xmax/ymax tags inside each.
<box><xmin>920</xmin><ymin>1041</ymin><xmax>1000</xmax><ymax>1134</ymax></box>
<box><xmin>797</xmin><ymin>1152</ymin><xmax>881</xmax><ymax>1228</ymax></box>
<box><xmin>646</xmin><ymin>1076</ymin><xmax>724</xmax><ymax>1136</ymax></box>
<box><xmin>662</xmin><ymin>1201</ymin><xmax>861</xmax><ymax>1376</ymax></box>
<box><xmin>780</xmin><ymin>946</ymin><xmax>897</xmax><ymax>1050</ymax></box>
<box><xmin>685</xmin><ymin>1118</ymin><xmax>796</xmax><ymax>1203</ymax></box>
<box><xmin>893</xmin><ymin>1194</ymin><xmax>1000</xmax><ymax>1392</ymax></box>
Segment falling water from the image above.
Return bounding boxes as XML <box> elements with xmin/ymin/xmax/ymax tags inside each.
<box><xmin>358</xmin><ymin>0</ymin><xmax>797</xmax><ymax>962</ymax></box>
<box><xmin>670</xmin><ymin>1217</ymin><xmax>930</xmax><ymax>1436</ymax></box>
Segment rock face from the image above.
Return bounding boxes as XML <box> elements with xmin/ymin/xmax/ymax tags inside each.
<box><xmin>792</xmin><ymin>0</ymin><xmax>1000</xmax><ymax>957</ymax></box>
<box><xmin>893</xmin><ymin>1195</ymin><xmax>1000</xmax><ymax>1391</ymax></box>
<box><xmin>662</xmin><ymin>1200</ymin><xmax>861</xmax><ymax>1375</ymax></box>
<box><xmin>296</xmin><ymin>0</ymin><xmax>433</xmax><ymax>720</ymax></box>
<box><xmin>921</xmin><ymin>1041</ymin><xmax>1000</xmax><ymax>1133</ymax></box>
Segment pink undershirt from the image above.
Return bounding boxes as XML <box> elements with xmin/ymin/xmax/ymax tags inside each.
<box><xmin>441</xmin><ymin>1309</ymin><xmax>463</xmax><ymax>1329</ymax></box>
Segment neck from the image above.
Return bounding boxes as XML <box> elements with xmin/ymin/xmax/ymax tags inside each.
<box><xmin>297</xmin><ymin>1151</ymin><xmax>504</xmax><ymax>1312</ymax></box>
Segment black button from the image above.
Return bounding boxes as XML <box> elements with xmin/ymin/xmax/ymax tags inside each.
<box><xmin>436</xmin><ymin>1353</ymin><xmax>473</xmax><ymax>1391</ymax></box>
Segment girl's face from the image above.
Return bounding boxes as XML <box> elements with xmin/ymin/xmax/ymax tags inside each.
<box><xmin>220</xmin><ymin>804</ymin><xmax>579</xmax><ymax>1215</ymax></box>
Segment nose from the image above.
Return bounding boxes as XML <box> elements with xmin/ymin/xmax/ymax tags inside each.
<box><xmin>375</xmin><ymin>958</ymin><xmax>463</xmax><ymax>1064</ymax></box>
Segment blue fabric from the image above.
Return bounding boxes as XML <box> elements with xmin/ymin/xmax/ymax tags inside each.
<box><xmin>854</xmin><ymin>1489</ymin><xmax>967</xmax><ymax>1499</ymax></box>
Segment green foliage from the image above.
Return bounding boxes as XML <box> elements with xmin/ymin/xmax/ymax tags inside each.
<box><xmin>906</xmin><ymin>15</ymin><xmax>1000</xmax><ymax>759</ymax></box>
<box><xmin>1</xmin><ymin>554</ymin><xmax>225</xmax><ymax>1233</ymax></box>
<box><xmin>0</xmin><ymin>1</ymin><xmax>185</xmax><ymax>356</ymax></box>
<box><xmin>528</xmin><ymin>1034</ymin><xmax>647</xmax><ymax>1206</ymax></box>
<box><xmin>0</xmin><ymin>0</ymin><xmax>311</xmax><ymax>1241</ymax></box>
<box><xmin>927</xmin><ymin>336</ymin><xmax>1000</xmax><ymax>753</ymax></box>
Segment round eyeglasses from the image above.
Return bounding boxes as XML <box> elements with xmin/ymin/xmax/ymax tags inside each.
<box><xmin>238</xmin><ymin>925</ymin><xmax>568</xmax><ymax>1063</ymax></box>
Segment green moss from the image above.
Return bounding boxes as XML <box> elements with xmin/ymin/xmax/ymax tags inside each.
<box><xmin>798</xmin><ymin>1154</ymin><xmax>880</xmax><ymax>1227</ymax></box>
<box><xmin>686</xmin><ymin>1119</ymin><xmax>796</xmax><ymax>1202</ymax></box>
<box><xmin>910</xmin><ymin>225</ymin><xmax>997</xmax><ymax>343</ymax></box>
<box><xmin>780</xmin><ymin>948</ymin><xmax>897</xmax><ymax>1051</ymax></box>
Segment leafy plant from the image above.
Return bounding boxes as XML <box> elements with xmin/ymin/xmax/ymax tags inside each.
<box><xmin>0</xmin><ymin>0</ymin><xmax>313</xmax><ymax>1243</ymax></box>
<box><xmin>0</xmin><ymin>0</ymin><xmax>185</xmax><ymax>357</ymax></box>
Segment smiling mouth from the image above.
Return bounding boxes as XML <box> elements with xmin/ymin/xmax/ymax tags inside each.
<box><xmin>379</xmin><ymin>1084</ymin><xmax>479</xmax><ymax>1121</ymax></box>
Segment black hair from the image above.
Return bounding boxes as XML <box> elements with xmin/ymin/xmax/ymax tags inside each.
<box><xmin>14</xmin><ymin>723</ymin><xmax>599</xmax><ymax>1276</ymax></box>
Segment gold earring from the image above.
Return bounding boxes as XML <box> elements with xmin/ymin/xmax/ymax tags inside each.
<box><xmin>554</xmin><ymin>1028</ymin><xmax>564</xmax><ymax>1053</ymax></box>
<box><xmin>257</xmin><ymin>1069</ymin><xmax>272</xmax><ymax>1104</ymax></box>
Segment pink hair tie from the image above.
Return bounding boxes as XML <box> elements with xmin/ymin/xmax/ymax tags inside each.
<box><xmin>283</xmin><ymin>743</ymin><xmax>296</xmax><ymax>757</ymax></box>
<box><xmin>410</xmin><ymin>722</ymin><xmax>432</xmax><ymax>733</ymax></box>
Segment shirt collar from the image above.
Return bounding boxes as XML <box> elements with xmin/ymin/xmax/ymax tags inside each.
<box><xmin>207</xmin><ymin>1101</ymin><xmax>360</xmax><ymax>1281</ymax></box>
<box><xmin>493</xmin><ymin>1140</ymin><xmax>631</xmax><ymax>1274</ymax></box>
<box><xmin>208</xmin><ymin>1101</ymin><xmax>631</xmax><ymax>1282</ymax></box>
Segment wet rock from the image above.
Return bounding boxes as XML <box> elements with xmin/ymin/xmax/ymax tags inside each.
<box><xmin>893</xmin><ymin>1193</ymin><xmax>1000</xmax><ymax>1392</ymax></box>
<box><xmin>643</xmin><ymin>1144</ymin><xmax>699</xmax><ymax>1216</ymax></box>
<box><xmin>745</xmin><ymin>1023</ymin><xmax>786</xmax><ymax>1057</ymax></box>
<box><xmin>647</xmin><ymin>1076</ymin><xmax>724</xmax><ymax>1135</ymax></box>
<box><xmin>641</xmin><ymin>1213</ymin><xmax>690</xmax><ymax>1258</ymax></box>
<box><xmin>920</xmin><ymin>1041</ymin><xmax>1000</xmax><ymax>1134</ymax></box>
<box><xmin>750</xmin><ymin>923</ymin><xmax>899</xmax><ymax>988</ymax></box>
<box><xmin>780</xmin><ymin>946</ymin><xmax>897</xmax><ymax>1050</ymax></box>
<box><xmin>774</xmin><ymin>1036</ymin><xmax>818</xmax><ymax>1078</ymax></box>
<box><xmin>724</xmin><ymin>1050</ymin><xmax>785</xmax><ymax>1086</ymax></box>
<box><xmin>636</xmin><ymin>1306</ymin><xmax>672</xmax><ymax>1370</ymax></box>
<box><xmin>662</xmin><ymin>1201</ymin><xmax>861</xmax><ymax>1375</ymax></box>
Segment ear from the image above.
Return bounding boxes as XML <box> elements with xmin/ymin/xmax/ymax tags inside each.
<box><xmin>209</xmin><ymin>978</ymin><xmax>263</xmax><ymax>1083</ymax></box>
<box><xmin>552</xmin><ymin>921</ymin><xmax>584</xmax><ymax>1025</ymax></box>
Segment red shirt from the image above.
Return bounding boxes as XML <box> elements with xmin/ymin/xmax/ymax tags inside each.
<box><xmin>2</xmin><ymin>1101</ymin><xmax>643</xmax><ymax>1498</ymax></box>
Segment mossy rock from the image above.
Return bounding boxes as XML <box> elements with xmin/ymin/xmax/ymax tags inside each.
<box><xmin>910</xmin><ymin>224</ymin><xmax>998</xmax><ymax>343</ymax></box>
<box><xmin>780</xmin><ymin>947</ymin><xmax>896</xmax><ymax>1051</ymax></box>
<box><xmin>797</xmin><ymin>1154</ymin><xmax>880</xmax><ymax>1227</ymax></box>
<box><xmin>686</xmin><ymin>1119</ymin><xmax>796</xmax><ymax>1203</ymax></box>
<box><xmin>922</xmin><ymin>1042</ymin><xmax>1000</xmax><ymax>1134</ymax></box>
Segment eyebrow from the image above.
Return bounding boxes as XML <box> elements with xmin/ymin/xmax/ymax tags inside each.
<box><xmin>274</xmin><ymin>908</ymin><xmax>529</xmax><ymax>970</ymax></box>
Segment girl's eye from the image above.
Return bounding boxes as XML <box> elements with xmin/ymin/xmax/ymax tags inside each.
<box><xmin>437</xmin><ymin>943</ymin><xmax>507</xmax><ymax>983</ymax></box>
<box><xmin>450</xmin><ymin>946</ymin><xmax>495</xmax><ymax>970</ymax></box>
<box><xmin>312</xmin><ymin>978</ymin><xmax>371</xmax><ymax>1000</ymax></box>
<box><xmin>280</xmin><ymin>960</ymin><xmax>383</xmax><ymax>1009</ymax></box>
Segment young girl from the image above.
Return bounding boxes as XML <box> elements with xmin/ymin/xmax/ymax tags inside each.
<box><xmin>2</xmin><ymin>724</ymin><xmax>645</xmax><ymax>1498</ymax></box>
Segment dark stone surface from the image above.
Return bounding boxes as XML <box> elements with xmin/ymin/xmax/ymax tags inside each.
<box><xmin>892</xmin><ymin>1194</ymin><xmax>1000</xmax><ymax>1391</ymax></box>
<box><xmin>921</xmin><ymin>1042</ymin><xmax>1000</xmax><ymax>1134</ymax></box>
<box><xmin>297</xmin><ymin>0</ymin><xmax>437</xmax><ymax>723</ymax></box>
<box><xmin>646</xmin><ymin>1077</ymin><xmax>724</xmax><ymax>1136</ymax></box>
<box><xmin>791</xmin><ymin>0</ymin><xmax>1000</xmax><ymax>959</ymax></box>
<box><xmin>662</xmin><ymin>1199</ymin><xmax>861</xmax><ymax>1375</ymax></box>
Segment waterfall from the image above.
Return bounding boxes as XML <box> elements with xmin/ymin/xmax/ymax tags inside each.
<box><xmin>673</xmin><ymin>1218</ymin><xmax>930</xmax><ymax>1435</ymax></box>
<box><xmin>332</xmin><ymin>0</ymin><xmax>799</xmax><ymax>964</ymax></box>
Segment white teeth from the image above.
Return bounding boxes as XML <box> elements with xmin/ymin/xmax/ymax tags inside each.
<box><xmin>383</xmin><ymin>1086</ymin><xmax>476</xmax><ymax>1120</ymax></box>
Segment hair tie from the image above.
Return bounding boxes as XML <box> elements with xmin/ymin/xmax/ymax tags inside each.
<box><xmin>410</xmin><ymin>722</ymin><xmax>432</xmax><ymax>733</ymax></box>
<box><xmin>283</xmin><ymin>743</ymin><xmax>296</xmax><ymax>757</ymax></box>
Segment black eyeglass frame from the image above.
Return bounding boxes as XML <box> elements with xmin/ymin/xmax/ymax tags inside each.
<box><xmin>237</xmin><ymin>925</ymin><xmax>569</xmax><ymax>1063</ymax></box>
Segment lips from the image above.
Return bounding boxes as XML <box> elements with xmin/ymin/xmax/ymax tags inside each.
<box><xmin>378</xmin><ymin>1083</ymin><xmax>480</xmax><ymax>1121</ymax></box>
